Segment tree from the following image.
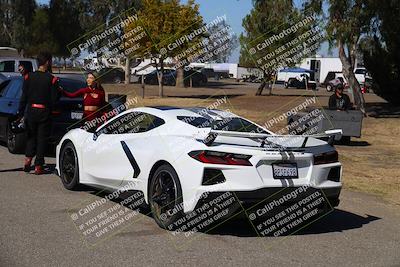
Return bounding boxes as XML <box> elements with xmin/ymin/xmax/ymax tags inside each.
<box><xmin>49</xmin><ymin>0</ymin><xmax>85</xmax><ymax>68</ymax></box>
<box><xmin>325</xmin><ymin>0</ymin><xmax>374</xmax><ymax>114</ymax></box>
<box><xmin>205</xmin><ymin>20</ymin><xmax>239</xmax><ymax>63</ymax></box>
<box><xmin>360</xmin><ymin>0</ymin><xmax>400</xmax><ymax>105</ymax></box>
<box><xmin>0</xmin><ymin>0</ymin><xmax>37</xmax><ymax>54</ymax></box>
<box><xmin>24</xmin><ymin>6</ymin><xmax>59</xmax><ymax>56</ymax></box>
<box><xmin>76</xmin><ymin>0</ymin><xmax>141</xmax><ymax>84</ymax></box>
<box><xmin>125</xmin><ymin>0</ymin><xmax>203</xmax><ymax>96</ymax></box>
<box><xmin>240</xmin><ymin>0</ymin><xmax>316</xmax><ymax>96</ymax></box>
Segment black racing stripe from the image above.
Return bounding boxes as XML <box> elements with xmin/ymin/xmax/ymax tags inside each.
<box><xmin>121</xmin><ymin>141</ymin><xmax>141</xmax><ymax>178</ymax></box>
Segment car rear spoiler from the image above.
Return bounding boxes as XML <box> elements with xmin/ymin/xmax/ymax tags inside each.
<box><xmin>204</xmin><ymin>129</ymin><xmax>343</xmax><ymax>147</ymax></box>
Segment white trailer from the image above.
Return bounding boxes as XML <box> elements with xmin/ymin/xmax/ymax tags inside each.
<box><xmin>299</xmin><ymin>57</ymin><xmax>343</xmax><ymax>85</ymax></box>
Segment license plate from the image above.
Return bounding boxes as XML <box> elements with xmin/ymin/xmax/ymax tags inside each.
<box><xmin>71</xmin><ymin>112</ymin><xmax>83</xmax><ymax>120</ymax></box>
<box><xmin>272</xmin><ymin>163</ymin><xmax>298</xmax><ymax>179</ymax></box>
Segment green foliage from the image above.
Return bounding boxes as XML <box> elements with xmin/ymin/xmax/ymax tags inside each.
<box><xmin>239</xmin><ymin>0</ymin><xmax>319</xmax><ymax>70</ymax></box>
<box><xmin>49</xmin><ymin>0</ymin><xmax>85</xmax><ymax>58</ymax></box>
<box><xmin>206</xmin><ymin>20</ymin><xmax>239</xmax><ymax>63</ymax></box>
<box><xmin>0</xmin><ymin>0</ymin><xmax>37</xmax><ymax>51</ymax></box>
<box><xmin>25</xmin><ymin>7</ymin><xmax>59</xmax><ymax>56</ymax></box>
<box><xmin>125</xmin><ymin>0</ymin><xmax>204</xmax><ymax>95</ymax></box>
<box><xmin>360</xmin><ymin>0</ymin><xmax>400</xmax><ymax>105</ymax></box>
<box><xmin>126</xmin><ymin>0</ymin><xmax>203</xmax><ymax>59</ymax></box>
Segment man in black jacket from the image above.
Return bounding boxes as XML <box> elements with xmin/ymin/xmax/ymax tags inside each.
<box><xmin>19</xmin><ymin>52</ymin><xmax>60</xmax><ymax>175</ymax></box>
<box><xmin>328</xmin><ymin>85</ymin><xmax>352</xmax><ymax>111</ymax></box>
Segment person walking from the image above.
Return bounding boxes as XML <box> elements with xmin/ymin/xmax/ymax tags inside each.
<box><xmin>19</xmin><ymin>52</ymin><xmax>60</xmax><ymax>175</ymax></box>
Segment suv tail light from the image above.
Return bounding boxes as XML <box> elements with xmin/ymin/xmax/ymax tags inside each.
<box><xmin>314</xmin><ymin>151</ymin><xmax>339</xmax><ymax>165</ymax></box>
<box><xmin>189</xmin><ymin>150</ymin><xmax>252</xmax><ymax>166</ymax></box>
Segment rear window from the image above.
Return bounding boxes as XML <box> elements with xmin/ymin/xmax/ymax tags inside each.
<box><xmin>177</xmin><ymin>116</ymin><xmax>212</xmax><ymax>128</ymax></box>
<box><xmin>0</xmin><ymin>61</ymin><xmax>15</xmax><ymax>72</ymax></box>
<box><xmin>177</xmin><ymin>116</ymin><xmax>268</xmax><ymax>133</ymax></box>
<box><xmin>59</xmin><ymin>79</ymin><xmax>86</xmax><ymax>93</ymax></box>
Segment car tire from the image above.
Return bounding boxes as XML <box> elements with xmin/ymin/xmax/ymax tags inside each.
<box><xmin>149</xmin><ymin>164</ymin><xmax>184</xmax><ymax>230</ymax></box>
<box><xmin>7</xmin><ymin>123</ymin><xmax>26</xmax><ymax>154</ymax></box>
<box><xmin>326</xmin><ymin>84</ymin><xmax>333</xmax><ymax>92</ymax></box>
<box><xmin>60</xmin><ymin>142</ymin><xmax>80</xmax><ymax>190</ymax></box>
<box><xmin>284</xmin><ymin>82</ymin><xmax>289</xmax><ymax>89</ymax></box>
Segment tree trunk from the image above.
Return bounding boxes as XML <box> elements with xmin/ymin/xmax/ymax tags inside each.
<box><xmin>158</xmin><ymin>58</ymin><xmax>164</xmax><ymax>98</ymax></box>
<box><xmin>176</xmin><ymin>67</ymin><xmax>185</xmax><ymax>87</ymax></box>
<box><xmin>338</xmin><ymin>41</ymin><xmax>366</xmax><ymax>114</ymax></box>
<box><xmin>267</xmin><ymin>82</ymin><xmax>272</xmax><ymax>96</ymax></box>
<box><xmin>124</xmin><ymin>57</ymin><xmax>130</xmax><ymax>85</ymax></box>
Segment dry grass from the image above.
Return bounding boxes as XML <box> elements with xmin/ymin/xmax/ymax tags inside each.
<box><xmin>103</xmin><ymin>82</ymin><xmax>400</xmax><ymax>205</ymax></box>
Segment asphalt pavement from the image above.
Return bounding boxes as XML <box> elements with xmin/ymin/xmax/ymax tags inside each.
<box><xmin>0</xmin><ymin>145</ymin><xmax>399</xmax><ymax>267</ymax></box>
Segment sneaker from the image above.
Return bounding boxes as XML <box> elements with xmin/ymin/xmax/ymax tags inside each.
<box><xmin>24</xmin><ymin>157</ymin><xmax>32</xmax><ymax>173</ymax></box>
<box><xmin>34</xmin><ymin>165</ymin><xmax>44</xmax><ymax>175</ymax></box>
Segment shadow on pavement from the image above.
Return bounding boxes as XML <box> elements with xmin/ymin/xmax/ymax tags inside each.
<box><xmin>0</xmin><ymin>164</ymin><xmax>57</xmax><ymax>175</ymax></box>
<box><xmin>83</xmin><ymin>188</ymin><xmax>381</xmax><ymax>238</ymax></box>
<box><xmin>205</xmin><ymin>209</ymin><xmax>381</xmax><ymax>237</ymax></box>
<box><xmin>366</xmin><ymin>102</ymin><xmax>400</xmax><ymax>118</ymax></box>
<box><xmin>336</xmin><ymin>140</ymin><xmax>371</xmax><ymax>147</ymax></box>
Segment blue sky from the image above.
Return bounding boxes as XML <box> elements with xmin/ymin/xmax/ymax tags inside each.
<box><xmin>36</xmin><ymin>0</ymin><xmax>334</xmax><ymax>62</ymax></box>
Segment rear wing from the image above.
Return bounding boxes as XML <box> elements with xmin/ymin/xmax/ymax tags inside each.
<box><xmin>204</xmin><ymin>129</ymin><xmax>343</xmax><ymax>147</ymax></box>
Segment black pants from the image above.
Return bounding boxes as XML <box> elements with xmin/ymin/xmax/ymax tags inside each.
<box><xmin>25</xmin><ymin>108</ymin><xmax>51</xmax><ymax>166</ymax></box>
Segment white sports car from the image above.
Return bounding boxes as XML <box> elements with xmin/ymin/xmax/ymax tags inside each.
<box><xmin>55</xmin><ymin>106</ymin><xmax>343</xmax><ymax>229</ymax></box>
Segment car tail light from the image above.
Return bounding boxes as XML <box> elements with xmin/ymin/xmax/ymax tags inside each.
<box><xmin>189</xmin><ymin>150</ymin><xmax>252</xmax><ymax>166</ymax></box>
<box><xmin>314</xmin><ymin>151</ymin><xmax>339</xmax><ymax>165</ymax></box>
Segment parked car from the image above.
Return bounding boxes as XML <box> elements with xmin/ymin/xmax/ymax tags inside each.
<box><xmin>144</xmin><ymin>69</ymin><xmax>175</xmax><ymax>85</ymax></box>
<box><xmin>98</xmin><ymin>68</ymin><xmax>125</xmax><ymax>84</ymax></box>
<box><xmin>184</xmin><ymin>68</ymin><xmax>208</xmax><ymax>86</ymax></box>
<box><xmin>0</xmin><ymin>77</ymin><xmax>86</xmax><ymax>154</ymax></box>
<box><xmin>285</xmin><ymin>75</ymin><xmax>317</xmax><ymax>90</ymax></box>
<box><xmin>354</xmin><ymin>67</ymin><xmax>372</xmax><ymax>85</ymax></box>
<box><xmin>0</xmin><ymin>57</ymin><xmax>38</xmax><ymax>78</ymax></box>
<box><xmin>56</xmin><ymin>106</ymin><xmax>343</xmax><ymax>230</ymax></box>
<box><xmin>144</xmin><ymin>69</ymin><xmax>207</xmax><ymax>87</ymax></box>
<box><xmin>0</xmin><ymin>73</ymin><xmax>6</xmax><ymax>84</ymax></box>
<box><xmin>326</xmin><ymin>77</ymin><xmax>346</xmax><ymax>92</ymax></box>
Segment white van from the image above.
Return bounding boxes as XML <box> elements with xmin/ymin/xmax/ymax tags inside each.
<box><xmin>0</xmin><ymin>57</ymin><xmax>38</xmax><ymax>78</ymax></box>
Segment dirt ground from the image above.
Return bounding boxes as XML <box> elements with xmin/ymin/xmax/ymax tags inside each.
<box><xmin>103</xmin><ymin>80</ymin><xmax>400</xmax><ymax>206</ymax></box>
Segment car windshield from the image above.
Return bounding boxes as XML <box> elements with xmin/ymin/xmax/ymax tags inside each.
<box><xmin>177</xmin><ymin>116</ymin><xmax>268</xmax><ymax>133</ymax></box>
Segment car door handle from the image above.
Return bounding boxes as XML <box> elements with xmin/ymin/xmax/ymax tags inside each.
<box><xmin>7</xmin><ymin>101</ymin><xmax>13</xmax><ymax>106</ymax></box>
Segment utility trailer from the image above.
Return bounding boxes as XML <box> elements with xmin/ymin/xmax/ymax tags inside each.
<box><xmin>287</xmin><ymin>108</ymin><xmax>363</xmax><ymax>144</ymax></box>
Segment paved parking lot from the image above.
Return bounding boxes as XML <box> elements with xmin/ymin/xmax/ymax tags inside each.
<box><xmin>0</xmin><ymin>145</ymin><xmax>399</xmax><ymax>267</ymax></box>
